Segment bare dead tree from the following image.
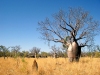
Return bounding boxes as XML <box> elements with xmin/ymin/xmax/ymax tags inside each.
<box><xmin>30</xmin><ymin>47</ymin><xmax>40</xmax><ymax>58</ymax></box>
<box><xmin>11</xmin><ymin>45</ymin><xmax>21</xmax><ymax>57</ymax></box>
<box><xmin>51</xmin><ymin>45</ymin><xmax>58</xmax><ymax>58</ymax></box>
<box><xmin>38</xmin><ymin>7</ymin><xmax>100</xmax><ymax>62</ymax></box>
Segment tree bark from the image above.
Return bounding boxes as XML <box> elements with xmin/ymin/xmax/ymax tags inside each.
<box><xmin>67</xmin><ymin>42</ymin><xmax>81</xmax><ymax>62</ymax></box>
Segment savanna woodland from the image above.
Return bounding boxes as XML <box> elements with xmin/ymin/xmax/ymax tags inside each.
<box><xmin>0</xmin><ymin>7</ymin><xmax>100</xmax><ymax>75</ymax></box>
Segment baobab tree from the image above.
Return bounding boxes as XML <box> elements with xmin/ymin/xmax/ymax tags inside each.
<box><xmin>38</xmin><ymin>7</ymin><xmax>100</xmax><ymax>62</ymax></box>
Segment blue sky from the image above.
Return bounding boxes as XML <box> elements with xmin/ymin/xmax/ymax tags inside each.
<box><xmin>0</xmin><ymin>0</ymin><xmax>100</xmax><ymax>52</ymax></box>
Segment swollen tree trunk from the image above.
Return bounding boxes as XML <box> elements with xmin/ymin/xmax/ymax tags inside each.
<box><xmin>67</xmin><ymin>42</ymin><xmax>81</xmax><ymax>62</ymax></box>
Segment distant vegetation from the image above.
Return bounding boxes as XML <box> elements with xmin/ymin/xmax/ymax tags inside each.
<box><xmin>0</xmin><ymin>45</ymin><xmax>100</xmax><ymax>59</ymax></box>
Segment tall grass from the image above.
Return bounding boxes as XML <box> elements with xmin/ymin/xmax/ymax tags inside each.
<box><xmin>0</xmin><ymin>57</ymin><xmax>100</xmax><ymax>75</ymax></box>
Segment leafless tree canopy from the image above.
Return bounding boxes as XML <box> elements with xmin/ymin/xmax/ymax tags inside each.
<box><xmin>30</xmin><ymin>47</ymin><xmax>40</xmax><ymax>55</ymax></box>
<box><xmin>38</xmin><ymin>7</ymin><xmax>100</xmax><ymax>47</ymax></box>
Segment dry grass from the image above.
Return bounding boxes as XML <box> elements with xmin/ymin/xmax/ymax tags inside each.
<box><xmin>0</xmin><ymin>57</ymin><xmax>100</xmax><ymax>75</ymax></box>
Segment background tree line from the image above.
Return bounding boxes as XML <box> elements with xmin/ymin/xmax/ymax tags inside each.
<box><xmin>0</xmin><ymin>45</ymin><xmax>100</xmax><ymax>59</ymax></box>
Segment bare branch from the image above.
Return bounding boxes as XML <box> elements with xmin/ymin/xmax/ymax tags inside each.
<box><xmin>38</xmin><ymin>7</ymin><xmax>100</xmax><ymax>49</ymax></box>
<box><xmin>59</xmin><ymin>24</ymin><xmax>71</xmax><ymax>32</ymax></box>
<box><xmin>61</xmin><ymin>18</ymin><xmax>75</xmax><ymax>31</ymax></box>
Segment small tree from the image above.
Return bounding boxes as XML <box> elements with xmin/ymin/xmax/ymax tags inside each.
<box><xmin>41</xmin><ymin>51</ymin><xmax>48</xmax><ymax>57</ymax></box>
<box><xmin>11</xmin><ymin>45</ymin><xmax>21</xmax><ymax>57</ymax></box>
<box><xmin>93</xmin><ymin>45</ymin><xmax>100</xmax><ymax>58</ymax></box>
<box><xmin>51</xmin><ymin>45</ymin><xmax>58</xmax><ymax>58</ymax></box>
<box><xmin>22</xmin><ymin>51</ymin><xmax>29</xmax><ymax>57</ymax></box>
<box><xmin>30</xmin><ymin>47</ymin><xmax>40</xmax><ymax>58</ymax></box>
<box><xmin>0</xmin><ymin>45</ymin><xmax>10</xmax><ymax>59</ymax></box>
<box><xmin>19</xmin><ymin>51</ymin><xmax>29</xmax><ymax>57</ymax></box>
<box><xmin>96</xmin><ymin>45</ymin><xmax>100</xmax><ymax>52</ymax></box>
